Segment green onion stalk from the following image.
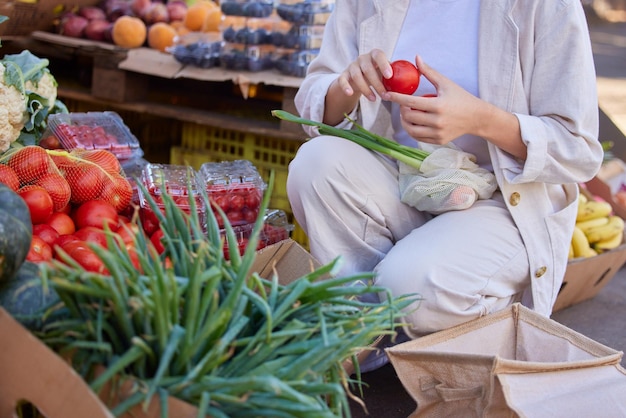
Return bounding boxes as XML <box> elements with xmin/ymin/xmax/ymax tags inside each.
<box><xmin>272</xmin><ymin>109</ymin><xmax>429</xmax><ymax>170</ymax></box>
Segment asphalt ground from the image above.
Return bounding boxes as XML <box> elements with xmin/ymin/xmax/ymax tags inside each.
<box><xmin>348</xmin><ymin>12</ymin><xmax>626</xmax><ymax>418</ymax></box>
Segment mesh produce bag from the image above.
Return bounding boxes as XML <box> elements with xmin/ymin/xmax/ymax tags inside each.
<box><xmin>47</xmin><ymin>149</ymin><xmax>133</xmax><ymax>212</ymax></box>
<box><xmin>0</xmin><ymin>145</ymin><xmax>71</xmax><ymax>211</ymax></box>
<box><xmin>399</xmin><ymin>146</ymin><xmax>497</xmax><ymax>215</ymax></box>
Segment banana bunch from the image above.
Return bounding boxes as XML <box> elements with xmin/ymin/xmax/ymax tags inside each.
<box><xmin>570</xmin><ymin>193</ymin><xmax>625</xmax><ymax>259</ymax></box>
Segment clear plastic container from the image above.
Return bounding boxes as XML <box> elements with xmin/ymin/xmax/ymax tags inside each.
<box><xmin>43</xmin><ymin>111</ymin><xmax>143</xmax><ymax>161</ymax></box>
<box><xmin>169</xmin><ymin>39</ymin><xmax>223</xmax><ymax>68</ymax></box>
<box><xmin>220</xmin><ymin>43</ymin><xmax>276</xmax><ymax>71</ymax></box>
<box><xmin>274</xmin><ymin>48</ymin><xmax>319</xmax><ymax>77</ymax></box>
<box><xmin>220</xmin><ymin>0</ymin><xmax>275</xmax><ymax>17</ymax></box>
<box><xmin>276</xmin><ymin>0</ymin><xmax>334</xmax><ymax>25</ymax></box>
<box><xmin>138</xmin><ymin>163</ymin><xmax>205</xmax><ymax>235</ymax></box>
<box><xmin>221</xmin><ymin>209</ymin><xmax>294</xmax><ymax>259</ymax></box>
<box><xmin>281</xmin><ymin>24</ymin><xmax>324</xmax><ymax>49</ymax></box>
<box><xmin>198</xmin><ymin>159</ymin><xmax>267</xmax><ymax>227</ymax></box>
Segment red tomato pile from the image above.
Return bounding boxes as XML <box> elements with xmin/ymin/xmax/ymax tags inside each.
<box><xmin>0</xmin><ymin>145</ymin><xmax>154</xmax><ymax>272</ymax></box>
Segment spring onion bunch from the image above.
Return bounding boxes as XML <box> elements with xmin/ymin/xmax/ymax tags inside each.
<box><xmin>272</xmin><ymin>110</ymin><xmax>429</xmax><ymax>170</ymax></box>
<box><xmin>36</xmin><ymin>172</ymin><xmax>417</xmax><ymax>417</ymax></box>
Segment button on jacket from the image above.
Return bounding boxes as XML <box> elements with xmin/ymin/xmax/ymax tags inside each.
<box><xmin>294</xmin><ymin>0</ymin><xmax>604</xmax><ymax>316</ymax></box>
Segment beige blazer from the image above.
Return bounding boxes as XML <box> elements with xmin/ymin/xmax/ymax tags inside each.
<box><xmin>295</xmin><ymin>0</ymin><xmax>604</xmax><ymax>315</ymax></box>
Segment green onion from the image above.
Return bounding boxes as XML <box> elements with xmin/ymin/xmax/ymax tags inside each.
<box><xmin>272</xmin><ymin>109</ymin><xmax>429</xmax><ymax>170</ymax></box>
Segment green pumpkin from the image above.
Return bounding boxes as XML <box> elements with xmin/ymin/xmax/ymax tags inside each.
<box><xmin>0</xmin><ymin>183</ymin><xmax>33</xmax><ymax>283</ymax></box>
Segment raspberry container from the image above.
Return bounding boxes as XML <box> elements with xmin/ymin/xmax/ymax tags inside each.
<box><xmin>198</xmin><ymin>160</ymin><xmax>267</xmax><ymax>228</ymax></box>
<box><xmin>221</xmin><ymin>209</ymin><xmax>294</xmax><ymax>259</ymax></box>
<box><xmin>42</xmin><ymin>111</ymin><xmax>143</xmax><ymax>161</ymax></box>
<box><xmin>138</xmin><ymin>163</ymin><xmax>205</xmax><ymax>236</ymax></box>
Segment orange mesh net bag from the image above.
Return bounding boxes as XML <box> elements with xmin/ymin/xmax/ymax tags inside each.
<box><xmin>46</xmin><ymin>149</ymin><xmax>134</xmax><ymax>212</ymax></box>
<box><xmin>0</xmin><ymin>145</ymin><xmax>71</xmax><ymax>212</ymax></box>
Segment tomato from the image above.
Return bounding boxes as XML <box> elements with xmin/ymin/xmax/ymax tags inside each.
<box><xmin>52</xmin><ymin>234</ymin><xmax>80</xmax><ymax>259</ymax></box>
<box><xmin>74</xmin><ymin>200</ymin><xmax>119</xmax><ymax>231</ymax></box>
<box><xmin>47</xmin><ymin>212</ymin><xmax>76</xmax><ymax>235</ymax></box>
<box><xmin>74</xmin><ymin>227</ymin><xmax>109</xmax><ymax>248</ymax></box>
<box><xmin>150</xmin><ymin>229</ymin><xmax>166</xmax><ymax>254</ymax></box>
<box><xmin>27</xmin><ymin>235</ymin><xmax>53</xmax><ymax>262</ymax></box>
<box><xmin>67</xmin><ymin>246</ymin><xmax>108</xmax><ymax>274</ymax></box>
<box><xmin>116</xmin><ymin>222</ymin><xmax>141</xmax><ymax>247</ymax></box>
<box><xmin>80</xmin><ymin>150</ymin><xmax>122</xmax><ymax>174</ymax></box>
<box><xmin>35</xmin><ymin>172</ymin><xmax>72</xmax><ymax>212</ymax></box>
<box><xmin>0</xmin><ymin>164</ymin><xmax>20</xmax><ymax>191</ymax></box>
<box><xmin>101</xmin><ymin>174</ymin><xmax>133</xmax><ymax>212</ymax></box>
<box><xmin>8</xmin><ymin>146</ymin><xmax>52</xmax><ymax>184</ymax></box>
<box><xmin>382</xmin><ymin>60</ymin><xmax>421</xmax><ymax>95</ymax></box>
<box><xmin>18</xmin><ymin>185</ymin><xmax>54</xmax><ymax>224</ymax></box>
<box><xmin>33</xmin><ymin>224</ymin><xmax>60</xmax><ymax>246</ymax></box>
<box><xmin>63</xmin><ymin>162</ymin><xmax>105</xmax><ymax>204</ymax></box>
<box><xmin>39</xmin><ymin>135</ymin><xmax>63</xmax><ymax>150</ymax></box>
<box><xmin>227</xmin><ymin>210</ymin><xmax>244</xmax><ymax>225</ymax></box>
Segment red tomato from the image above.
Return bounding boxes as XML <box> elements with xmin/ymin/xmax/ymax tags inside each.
<box><xmin>382</xmin><ymin>60</ymin><xmax>421</xmax><ymax>95</ymax></box>
<box><xmin>8</xmin><ymin>146</ymin><xmax>52</xmax><ymax>184</ymax></box>
<box><xmin>39</xmin><ymin>135</ymin><xmax>63</xmax><ymax>150</ymax></box>
<box><xmin>150</xmin><ymin>229</ymin><xmax>166</xmax><ymax>254</ymax></box>
<box><xmin>27</xmin><ymin>235</ymin><xmax>53</xmax><ymax>262</ymax></box>
<box><xmin>0</xmin><ymin>164</ymin><xmax>20</xmax><ymax>191</ymax></box>
<box><xmin>67</xmin><ymin>246</ymin><xmax>108</xmax><ymax>274</ymax></box>
<box><xmin>80</xmin><ymin>149</ymin><xmax>122</xmax><ymax>175</ymax></box>
<box><xmin>74</xmin><ymin>227</ymin><xmax>109</xmax><ymax>247</ymax></box>
<box><xmin>47</xmin><ymin>212</ymin><xmax>76</xmax><ymax>235</ymax></box>
<box><xmin>63</xmin><ymin>163</ymin><xmax>105</xmax><ymax>204</ymax></box>
<box><xmin>57</xmin><ymin>238</ymin><xmax>88</xmax><ymax>257</ymax></box>
<box><xmin>101</xmin><ymin>174</ymin><xmax>133</xmax><ymax>212</ymax></box>
<box><xmin>74</xmin><ymin>200</ymin><xmax>119</xmax><ymax>231</ymax></box>
<box><xmin>116</xmin><ymin>222</ymin><xmax>141</xmax><ymax>247</ymax></box>
<box><xmin>52</xmin><ymin>234</ymin><xmax>80</xmax><ymax>258</ymax></box>
<box><xmin>35</xmin><ymin>172</ymin><xmax>72</xmax><ymax>212</ymax></box>
<box><xmin>33</xmin><ymin>224</ymin><xmax>60</xmax><ymax>247</ymax></box>
<box><xmin>18</xmin><ymin>185</ymin><xmax>54</xmax><ymax>224</ymax></box>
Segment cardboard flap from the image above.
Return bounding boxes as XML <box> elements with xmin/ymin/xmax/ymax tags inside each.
<box><xmin>0</xmin><ymin>308</ymin><xmax>114</xmax><ymax>418</ymax></box>
<box><xmin>118</xmin><ymin>48</ymin><xmax>184</xmax><ymax>78</ymax></box>
<box><xmin>498</xmin><ymin>365</ymin><xmax>626</xmax><ymax>417</ymax></box>
<box><xmin>251</xmin><ymin>239</ymin><xmax>322</xmax><ymax>285</ymax></box>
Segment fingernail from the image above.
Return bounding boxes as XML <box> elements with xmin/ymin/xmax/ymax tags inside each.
<box><xmin>384</xmin><ymin>69</ymin><xmax>392</xmax><ymax>78</ymax></box>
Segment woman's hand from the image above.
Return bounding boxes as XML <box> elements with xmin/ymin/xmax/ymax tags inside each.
<box><xmin>337</xmin><ymin>48</ymin><xmax>393</xmax><ymax>102</ymax></box>
<box><xmin>324</xmin><ymin>48</ymin><xmax>392</xmax><ymax>125</ymax></box>
<box><xmin>386</xmin><ymin>56</ymin><xmax>527</xmax><ymax>159</ymax></box>
<box><xmin>385</xmin><ymin>56</ymin><xmax>483</xmax><ymax>146</ymax></box>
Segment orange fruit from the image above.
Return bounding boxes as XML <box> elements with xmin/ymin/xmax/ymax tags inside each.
<box><xmin>111</xmin><ymin>16</ymin><xmax>147</xmax><ymax>48</ymax></box>
<box><xmin>148</xmin><ymin>22</ymin><xmax>178</xmax><ymax>52</ymax></box>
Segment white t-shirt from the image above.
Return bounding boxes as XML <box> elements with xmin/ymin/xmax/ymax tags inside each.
<box><xmin>391</xmin><ymin>0</ymin><xmax>491</xmax><ymax>171</ymax></box>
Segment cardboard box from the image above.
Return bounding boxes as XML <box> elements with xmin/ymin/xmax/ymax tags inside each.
<box><xmin>0</xmin><ymin>240</ymin><xmax>321</xmax><ymax>418</ymax></box>
<box><xmin>0</xmin><ymin>0</ymin><xmax>99</xmax><ymax>37</ymax></box>
<box><xmin>554</xmin><ymin>242</ymin><xmax>626</xmax><ymax>311</ymax></box>
<box><xmin>0</xmin><ymin>307</ymin><xmax>114</xmax><ymax>418</ymax></box>
<box><xmin>553</xmin><ymin>176</ymin><xmax>626</xmax><ymax>311</ymax></box>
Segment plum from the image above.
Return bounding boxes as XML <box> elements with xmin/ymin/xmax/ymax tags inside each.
<box><xmin>84</xmin><ymin>19</ymin><xmax>113</xmax><ymax>41</ymax></box>
<box><xmin>59</xmin><ymin>14</ymin><xmax>89</xmax><ymax>38</ymax></box>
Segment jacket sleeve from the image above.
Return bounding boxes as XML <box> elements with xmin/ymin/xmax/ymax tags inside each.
<box><xmin>511</xmin><ymin>0</ymin><xmax>603</xmax><ymax>185</ymax></box>
<box><xmin>293</xmin><ymin>0</ymin><xmax>362</xmax><ymax>136</ymax></box>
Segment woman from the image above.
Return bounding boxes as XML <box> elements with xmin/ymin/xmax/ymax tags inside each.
<box><xmin>287</xmin><ymin>0</ymin><xmax>603</xmax><ymax>340</ymax></box>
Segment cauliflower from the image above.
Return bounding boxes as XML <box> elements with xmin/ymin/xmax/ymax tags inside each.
<box><xmin>0</xmin><ymin>50</ymin><xmax>67</xmax><ymax>151</ymax></box>
<box><xmin>0</xmin><ymin>62</ymin><xmax>28</xmax><ymax>152</ymax></box>
<box><xmin>25</xmin><ymin>70</ymin><xmax>58</xmax><ymax>108</ymax></box>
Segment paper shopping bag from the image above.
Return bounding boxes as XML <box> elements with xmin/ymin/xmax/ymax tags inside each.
<box><xmin>386</xmin><ymin>303</ymin><xmax>626</xmax><ymax>417</ymax></box>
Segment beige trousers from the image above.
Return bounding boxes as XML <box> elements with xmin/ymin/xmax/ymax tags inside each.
<box><xmin>287</xmin><ymin>136</ymin><xmax>531</xmax><ymax>338</ymax></box>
